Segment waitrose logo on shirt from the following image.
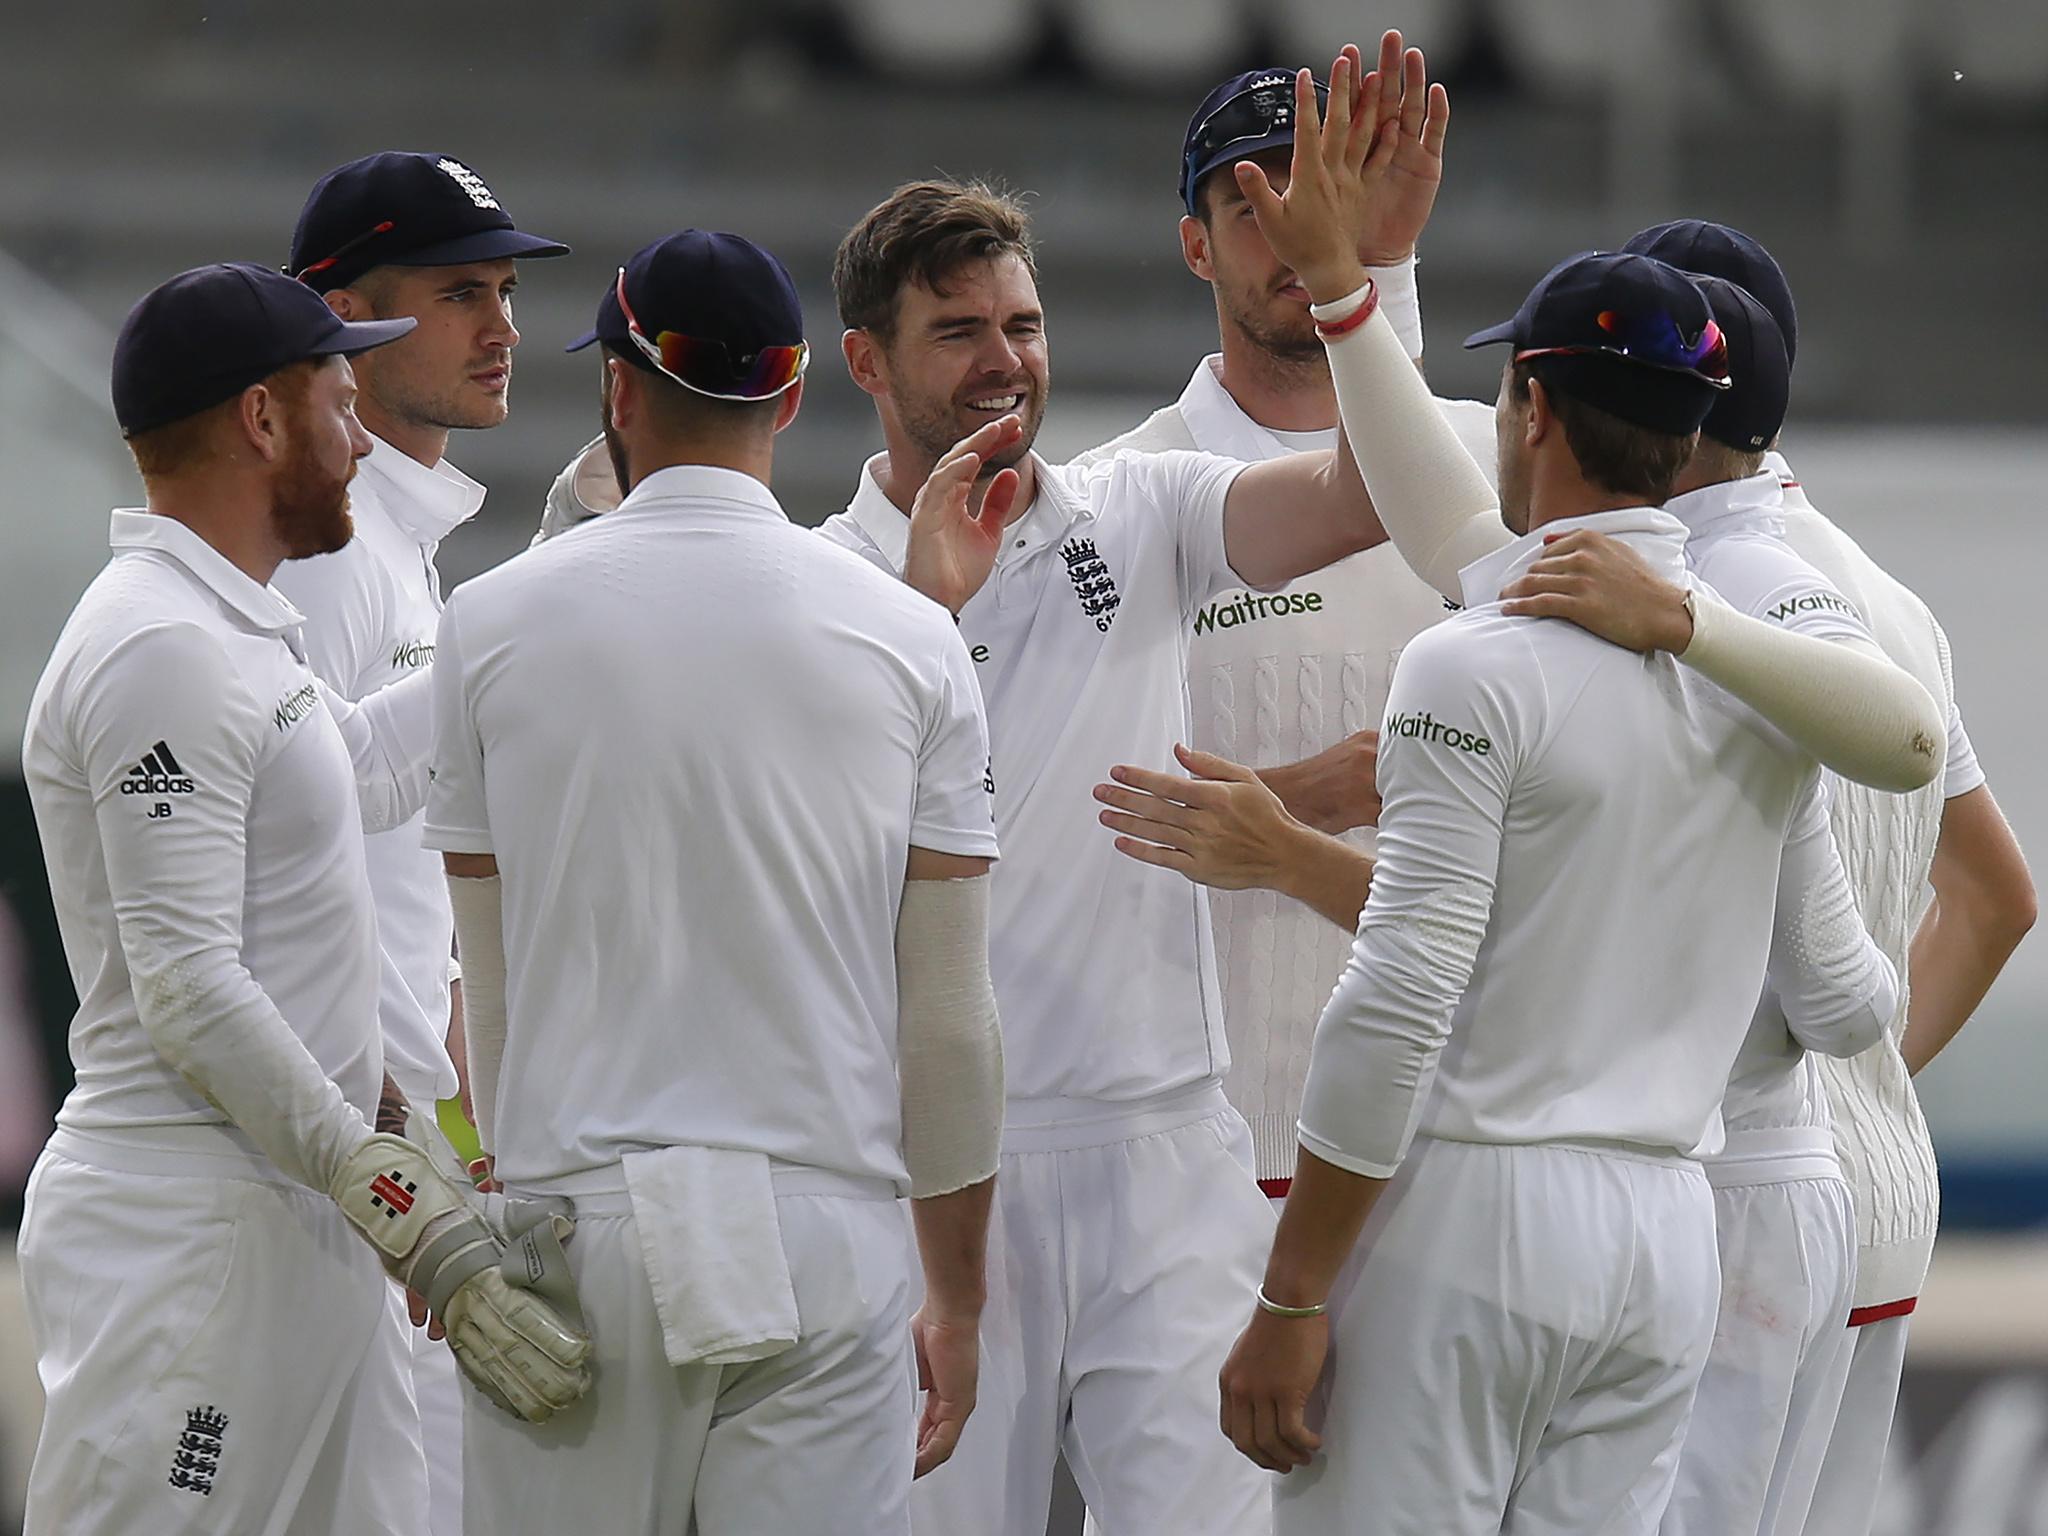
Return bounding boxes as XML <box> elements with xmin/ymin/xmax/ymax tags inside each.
<box><xmin>1386</xmin><ymin>709</ymin><xmax>1492</xmax><ymax>756</ymax></box>
<box><xmin>1192</xmin><ymin>590</ymin><xmax>1324</xmax><ymax>635</ymax></box>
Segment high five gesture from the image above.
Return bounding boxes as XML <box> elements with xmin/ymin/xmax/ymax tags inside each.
<box><xmin>1234</xmin><ymin>35</ymin><xmax>1450</xmax><ymax>304</ymax></box>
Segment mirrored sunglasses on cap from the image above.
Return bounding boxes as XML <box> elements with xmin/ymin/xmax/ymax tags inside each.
<box><xmin>1183</xmin><ymin>75</ymin><xmax>1329</xmax><ymax>206</ymax></box>
<box><xmin>1515</xmin><ymin>309</ymin><xmax>1732</xmax><ymax>388</ymax></box>
<box><xmin>614</xmin><ymin>267</ymin><xmax>809</xmax><ymax>402</ymax></box>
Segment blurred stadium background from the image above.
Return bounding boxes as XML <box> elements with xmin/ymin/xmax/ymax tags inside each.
<box><xmin>0</xmin><ymin>2</ymin><xmax>2043</xmax><ymax>1530</ymax></box>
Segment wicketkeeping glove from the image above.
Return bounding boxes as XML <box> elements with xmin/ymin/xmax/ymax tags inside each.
<box><xmin>332</xmin><ymin>1133</ymin><xmax>593</xmax><ymax>1422</ymax></box>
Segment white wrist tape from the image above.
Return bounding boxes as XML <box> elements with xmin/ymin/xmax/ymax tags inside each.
<box><xmin>447</xmin><ymin>873</ymin><xmax>507</xmax><ymax>1155</ymax></box>
<box><xmin>1321</xmin><ymin>298</ymin><xmax>1511</xmax><ymax>601</ymax></box>
<box><xmin>896</xmin><ymin>874</ymin><xmax>1003</xmax><ymax>1199</ymax></box>
<box><xmin>1366</xmin><ymin>255</ymin><xmax>1422</xmax><ymax>359</ymax></box>
<box><xmin>1681</xmin><ymin>595</ymin><xmax>1943</xmax><ymax>793</ymax></box>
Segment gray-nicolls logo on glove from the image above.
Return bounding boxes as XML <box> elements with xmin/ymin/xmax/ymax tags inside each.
<box><xmin>332</xmin><ymin>1131</ymin><xmax>592</xmax><ymax>1422</ymax></box>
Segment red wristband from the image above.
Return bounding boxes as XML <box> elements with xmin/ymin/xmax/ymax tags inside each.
<box><xmin>1314</xmin><ymin>280</ymin><xmax>1379</xmax><ymax>341</ymax></box>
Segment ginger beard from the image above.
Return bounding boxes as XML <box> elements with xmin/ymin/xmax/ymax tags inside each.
<box><xmin>269</xmin><ymin>393</ymin><xmax>357</xmax><ymax>559</ymax></box>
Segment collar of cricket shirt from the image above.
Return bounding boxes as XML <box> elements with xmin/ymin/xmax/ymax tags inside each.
<box><xmin>108</xmin><ymin>508</ymin><xmax>306</xmax><ymax>636</ymax></box>
<box><xmin>1177</xmin><ymin>353</ymin><xmax>1333</xmax><ymax>462</ymax></box>
<box><xmin>845</xmin><ymin>449</ymin><xmax>1079</xmax><ymax>577</ymax></box>
<box><xmin>1664</xmin><ymin>467</ymin><xmax>1786</xmax><ymax>546</ymax></box>
<box><xmin>353</xmin><ymin>432</ymin><xmax>486</xmax><ymax>545</ymax></box>
<box><xmin>612</xmin><ymin>463</ymin><xmax>787</xmax><ymax>521</ymax></box>
<box><xmin>1457</xmin><ymin>506</ymin><xmax>1691</xmax><ymax>611</ymax></box>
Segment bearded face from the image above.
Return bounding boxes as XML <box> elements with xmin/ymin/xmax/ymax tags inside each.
<box><xmin>269</xmin><ymin>363</ymin><xmax>360</xmax><ymax>559</ymax></box>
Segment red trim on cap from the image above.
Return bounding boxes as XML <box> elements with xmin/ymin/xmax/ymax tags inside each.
<box><xmin>1259</xmin><ymin>1177</ymin><xmax>1292</xmax><ymax>1199</ymax></box>
<box><xmin>1847</xmin><ymin>1297</ymin><xmax>1917</xmax><ymax>1328</ymax></box>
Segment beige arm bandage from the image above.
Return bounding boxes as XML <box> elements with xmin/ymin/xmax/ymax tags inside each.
<box><xmin>1317</xmin><ymin>291</ymin><xmax>1943</xmax><ymax>793</ymax></box>
<box><xmin>896</xmin><ymin>874</ymin><xmax>1004</xmax><ymax>1199</ymax></box>
<box><xmin>1680</xmin><ymin>594</ymin><xmax>1943</xmax><ymax>793</ymax></box>
<box><xmin>1315</xmin><ymin>282</ymin><xmax>1509</xmax><ymax>602</ymax></box>
<box><xmin>447</xmin><ymin>873</ymin><xmax>507</xmax><ymax>1155</ymax></box>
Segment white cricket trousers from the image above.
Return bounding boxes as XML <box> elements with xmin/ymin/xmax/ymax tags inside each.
<box><xmin>17</xmin><ymin>1129</ymin><xmax>427</xmax><ymax>1535</ymax></box>
<box><xmin>1800</xmin><ymin>1312</ymin><xmax>1911</xmax><ymax>1536</ymax></box>
<box><xmin>911</xmin><ymin>1082</ymin><xmax>1279</xmax><ymax>1536</ymax></box>
<box><xmin>1662</xmin><ymin>1166</ymin><xmax>1856</xmax><ymax>1536</ymax></box>
<box><xmin>464</xmin><ymin>1169</ymin><xmax>915</xmax><ymax>1535</ymax></box>
<box><xmin>412</xmin><ymin>1307</ymin><xmax>465</xmax><ymax>1536</ymax></box>
<box><xmin>1276</xmin><ymin>1138</ymin><xmax>1721</xmax><ymax>1536</ymax></box>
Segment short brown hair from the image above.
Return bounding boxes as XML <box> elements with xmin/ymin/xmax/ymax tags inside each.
<box><xmin>833</xmin><ymin>179</ymin><xmax>1036</xmax><ymax>337</ymax></box>
<box><xmin>1512</xmin><ymin>362</ymin><xmax>1695</xmax><ymax>504</ymax></box>
<box><xmin>127</xmin><ymin>361</ymin><xmax>316</xmax><ymax>482</ymax></box>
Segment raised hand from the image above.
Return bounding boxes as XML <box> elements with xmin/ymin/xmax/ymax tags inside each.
<box><xmin>1233</xmin><ymin>48</ymin><xmax>1379</xmax><ymax>305</ymax></box>
<box><xmin>1355</xmin><ymin>30</ymin><xmax>1451</xmax><ymax>266</ymax></box>
<box><xmin>904</xmin><ymin>416</ymin><xmax>1024</xmax><ymax>617</ymax></box>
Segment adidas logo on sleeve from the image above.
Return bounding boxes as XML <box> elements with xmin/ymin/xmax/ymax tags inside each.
<box><xmin>120</xmin><ymin>741</ymin><xmax>196</xmax><ymax>795</ymax></box>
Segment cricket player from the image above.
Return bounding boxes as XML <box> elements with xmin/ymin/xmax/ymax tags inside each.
<box><xmin>270</xmin><ymin>151</ymin><xmax>569</xmax><ymax>1536</ymax></box>
<box><xmin>1613</xmin><ymin>269</ymin><xmax>1892</xmax><ymax>1536</ymax></box>
<box><xmin>426</xmin><ymin>230</ymin><xmax>1005</xmax><ymax>1535</ymax></box>
<box><xmin>1071</xmin><ymin>38</ymin><xmax>1498</xmax><ymax>1197</ymax></box>
<box><xmin>18</xmin><ymin>263</ymin><xmax>588</xmax><ymax>1535</ymax></box>
<box><xmin>1210</xmin><ymin>72</ymin><xmax>1946</xmax><ymax>1532</ymax></box>
<box><xmin>812</xmin><ymin>46</ymin><xmax>1485</xmax><ymax>1533</ymax></box>
<box><xmin>1618</xmin><ymin>221</ymin><xmax>2036</xmax><ymax>1536</ymax></box>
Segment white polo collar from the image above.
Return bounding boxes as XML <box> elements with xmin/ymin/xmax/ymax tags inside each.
<box><xmin>614</xmin><ymin>463</ymin><xmax>788</xmax><ymax>521</ymax></box>
<box><xmin>1663</xmin><ymin>468</ymin><xmax>1785</xmax><ymax>542</ymax></box>
<box><xmin>843</xmin><ymin>451</ymin><xmax>1086</xmax><ymax>575</ymax></box>
<box><xmin>109</xmin><ymin>509</ymin><xmax>305</xmax><ymax>637</ymax></box>
<box><xmin>352</xmin><ymin>434</ymin><xmax>485</xmax><ymax>544</ymax></box>
<box><xmin>1457</xmin><ymin>506</ymin><xmax>1690</xmax><ymax>611</ymax></box>
<box><xmin>1176</xmin><ymin>354</ymin><xmax>1331</xmax><ymax>461</ymax></box>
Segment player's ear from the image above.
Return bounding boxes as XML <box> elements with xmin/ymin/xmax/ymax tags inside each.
<box><xmin>773</xmin><ymin>378</ymin><xmax>803</xmax><ymax>435</ymax></box>
<box><xmin>237</xmin><ymin>380</ymin><xmax>286</xmax><ymax>463</ymax></box>
<box><xmin>603</xmin><ymin>356</ymin><xmax>638</xmax><ymax>432</ymax></box>
<box><xmin>843</xmin><ymin>328</ymin><xmax>889</xmax><ymax>399</ymax></box>
<box><xmin>1180</xmin><ymin>214</ymin><xmax>1213</xmax><ymax>281</ymax></box>
<box><xmin>1522</xmin><ymin>374</ymin><xmax>1553</xmax><ymax>448</ymax></box>
<box><xmin>323</xmin><ymin>288</ymin><xmax>359</xmax><ymax>322</ymax></box>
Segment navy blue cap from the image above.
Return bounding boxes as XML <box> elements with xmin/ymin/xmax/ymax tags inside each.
<box><xmin>1623</xmin><ymin>220</ymin><xmax>1796</xmax><ymax>365</ymax></box>
<box><xmin>112</xmin><ymin>262</ymin><xmax>416</xmax><ymax>437</ymax></box>
<box><xmin>1180</xmin><ymin>68</ymin><xmax>1328</xmax><ymax>216</ymax></box>
<box><xmin>1465</xmin><ymin>251</ymin><xmax>1730</xmax><ymax>434</ymax></box>
<box><xmin>568</xmin><ymin>230</ymin><xmax>808</xmax><ymax>401</ymax></box>
<box><xmin>1690</xmin><ymin>276</ymin><xmax>1790</xmax><ymax>453</ymax></box>
<box><xmin>288</xmin><ymin>152</ymin><xmax>570</xmax><ymax>294</ymax></box>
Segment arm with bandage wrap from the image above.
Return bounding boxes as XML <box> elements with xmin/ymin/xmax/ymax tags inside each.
<box><xmin>1313</xmin><ymin>285</ymin><xmax>1940</xmax><ymax>793</ymax></box>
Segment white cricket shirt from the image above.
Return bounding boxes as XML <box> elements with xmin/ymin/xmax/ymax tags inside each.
<box><xmin>424</xmin><ymin>466</ymin><xmax>998</xmax><ymax>1191</ymax></box>
<box><xmin>1769</xmin><ymin>451</ymin><xmax>1985</xmax><ymax>1309</ymax></box>
<box><xmin>1297</xmin><ymin>511</ymin><xmax>1834</xmax><ymax>1178</ymax></box>
<box><xmin>821</xmin><ymin>449</ymin><xmax>1254</xmax><ymax>1120</ymax></box>
<box><xmin>1666</xmin><ymin>471</ymin><xmax>1902</xmax><ymax>1173</ymax></box>
<box><xmin>272</xmin><ymin>436</ymin><xmax>483</xmax><ymax>1103</ymax></box>
<box><xmin>1075</xmin><ymin>355</ymin><xmax>1498</xmax><ymax>1176</ymax></box>
<box><xmin>24</xmin><ymin>512</ymin><xmax>417</xmax><ymax>1169</ymax></box>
